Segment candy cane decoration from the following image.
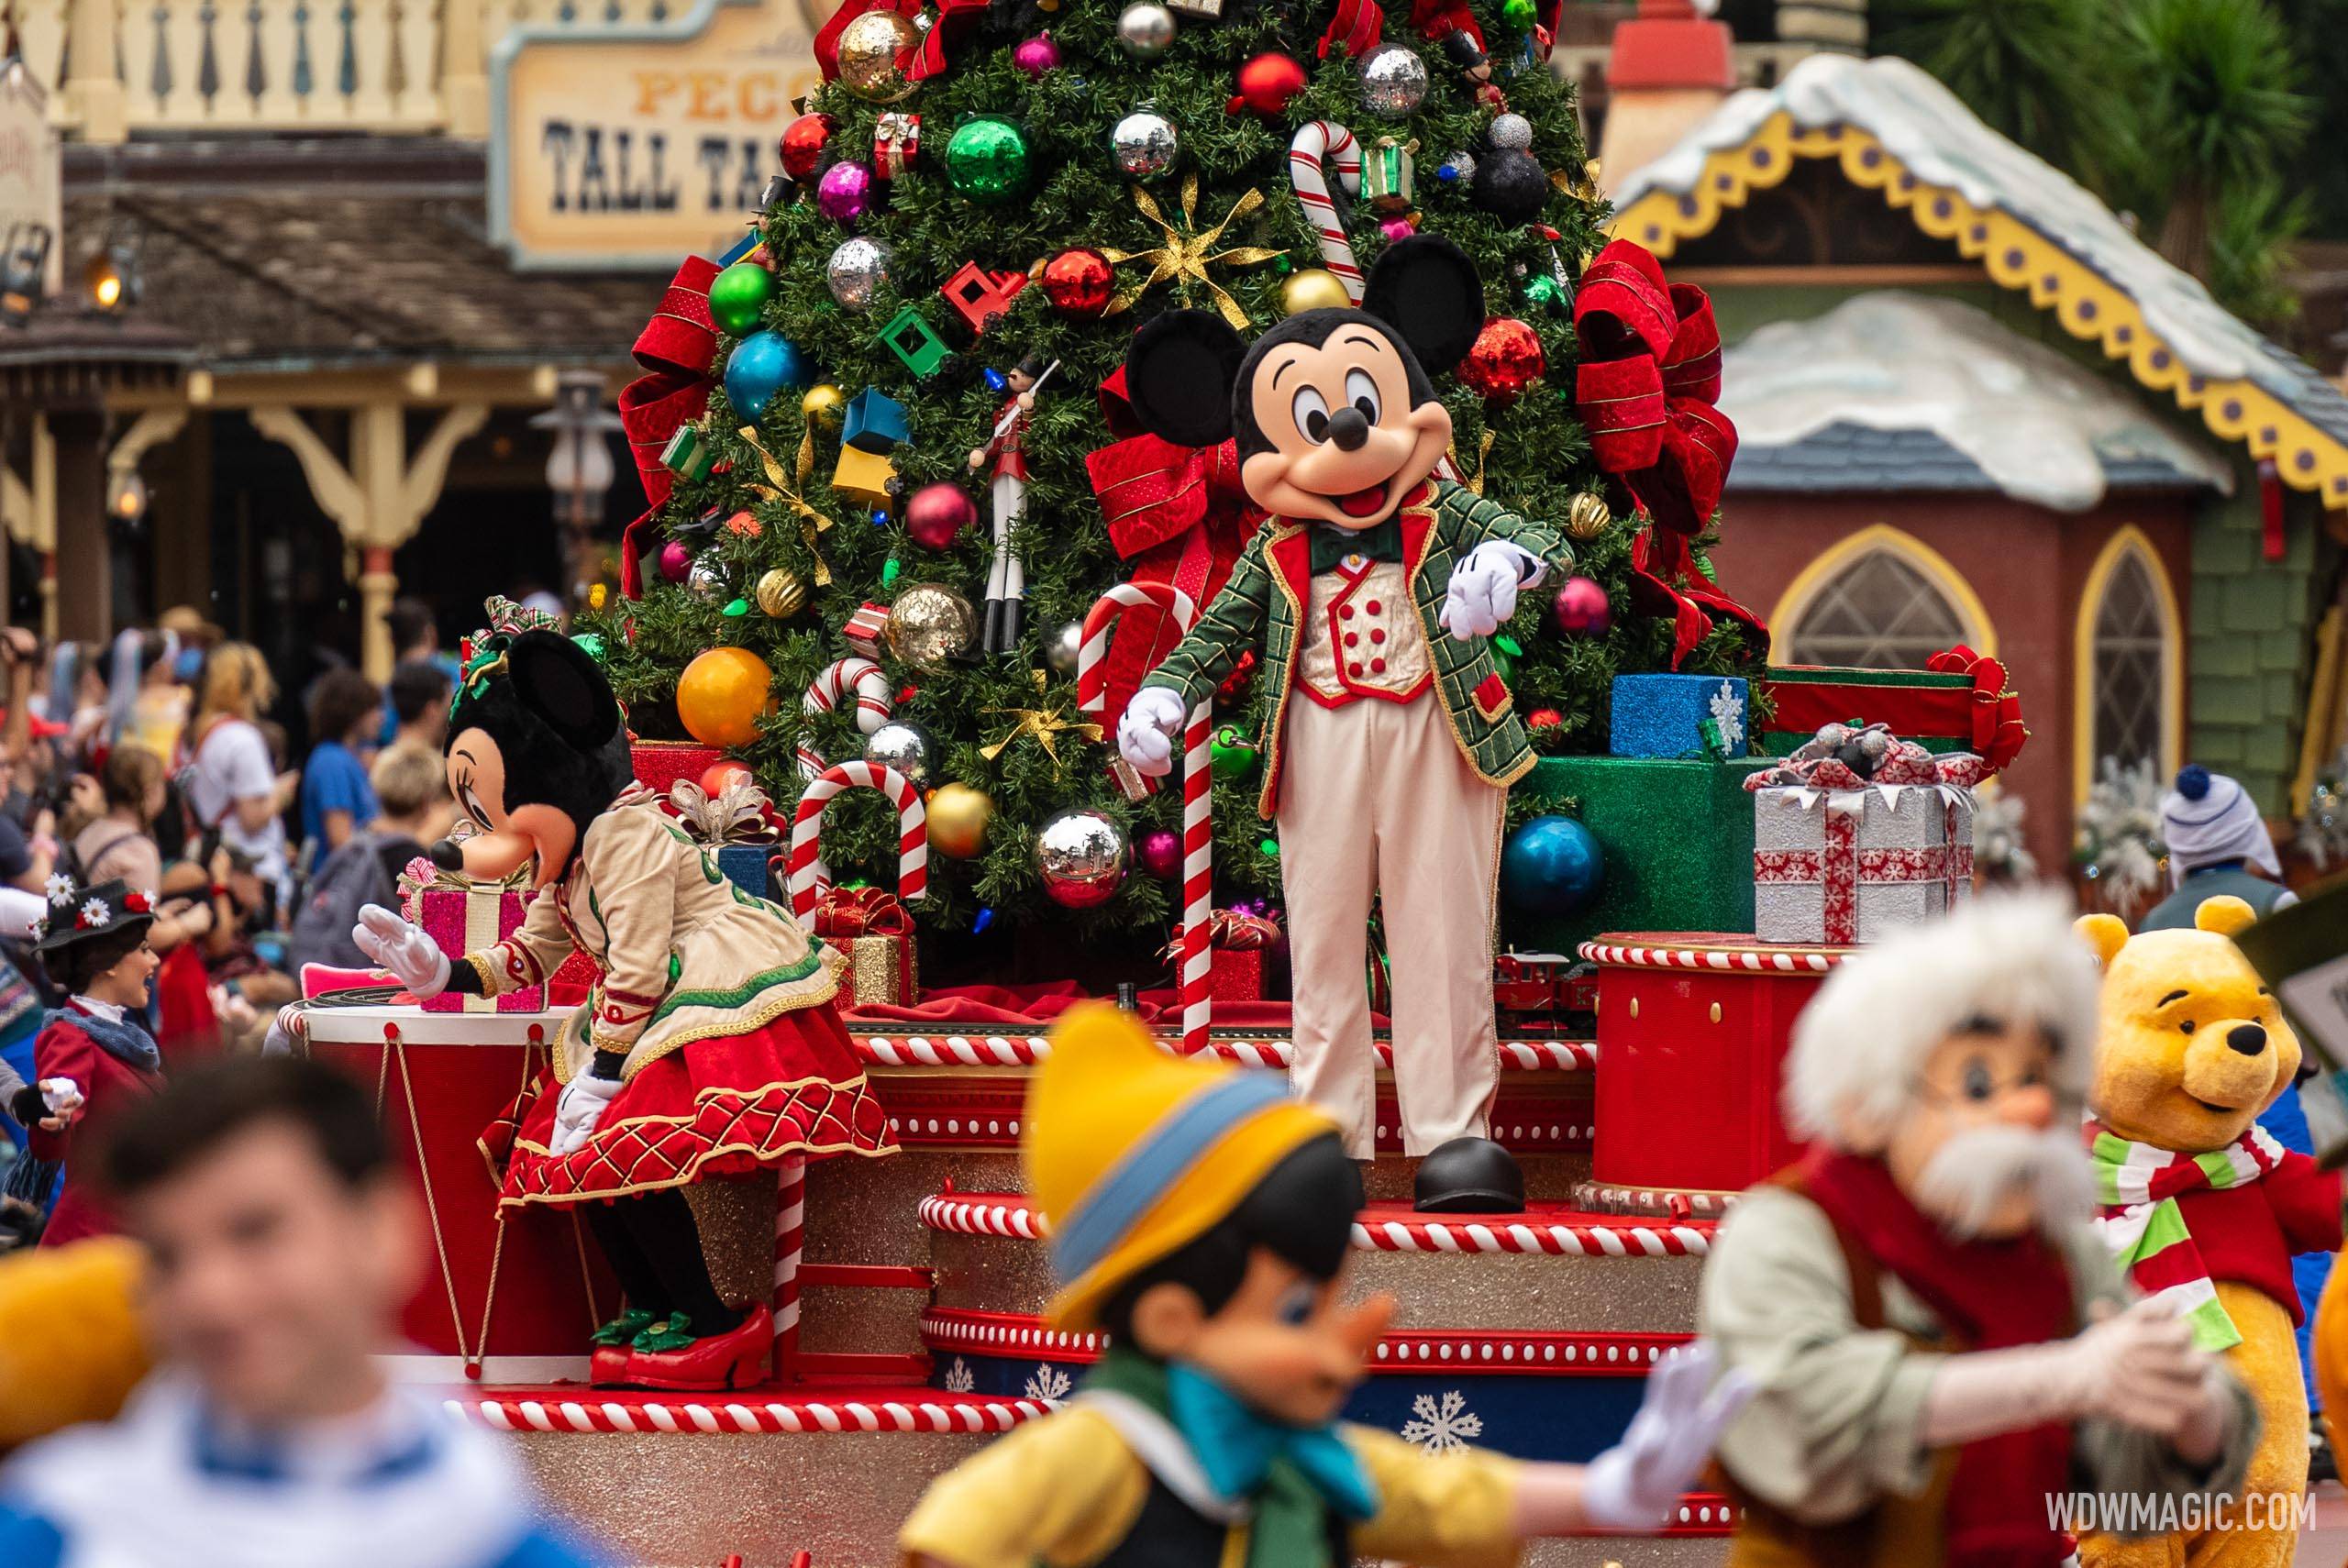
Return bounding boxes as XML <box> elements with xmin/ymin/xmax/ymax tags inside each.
<box><xmin>1077</xmin><ymin>584</ymin><xmax>1211</xmax><ymax>1059</ymax></box>
<box><xmin>798</xmin><ymin>657</ymin><xmax>893</xmax><ymax>780</ymax></box>
<box><xmin>772</xmin><ymin>1154</ymin><xmax>805</xmax><ymax>1378</ymax></box>
<box><xmin>787</xmin><ymin>760</ymin><xmax>927</xmax><ymax>920</ymax></box>
<box><xmin>1289</xmin><ymin>120</ymin><xmax>1365</xmax><ymax>303</ymax></box>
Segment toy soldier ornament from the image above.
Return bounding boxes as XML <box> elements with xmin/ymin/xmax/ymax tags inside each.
<box><xmin>968</xmin><ymin>352</ymin><xmax>1058</xmax><ymax>653</ymax></box>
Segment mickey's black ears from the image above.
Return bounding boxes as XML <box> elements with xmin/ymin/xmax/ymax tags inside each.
<box><xmin>1363</xmin><ymin>236</ymin><xmax>1485</xmax><ymax>375</ymax></box>
<box><xmin>505</xmin><ymin>630</ymin><xmax>620</xmax><ymax>752</ymax></box>
<box><xmin>1123</xmin><ymin>309</ymin><xmax>1246</xmax><ymax>447</ymax></box>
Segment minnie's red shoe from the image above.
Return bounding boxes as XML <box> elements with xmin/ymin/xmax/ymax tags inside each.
<box><xmin>626</xmin><ymin>1306</ymin><xmax>773</xmax><ymax>1392</ymax></box>
<box><xmin>590</xmin><ymin>1344</ymin><xmax>633</xmax><ymax>1386</ymax></box>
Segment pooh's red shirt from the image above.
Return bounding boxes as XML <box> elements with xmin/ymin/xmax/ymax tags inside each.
<box><xmin>2176</xmin><ymin>1151</ymin><xmax>2343</xmax><ymax>1324</ymax></box>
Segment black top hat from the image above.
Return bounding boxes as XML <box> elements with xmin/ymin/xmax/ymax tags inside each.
<box><xmin>35</xmin><ymin>877</ymin><xmax>156</xmax><ymax>955</ymax></box>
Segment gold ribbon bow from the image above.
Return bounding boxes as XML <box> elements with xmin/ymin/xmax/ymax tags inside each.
<box><xmin>982</xmin><ymin>674</ymin><xmax>1102</xmax><ymax>772</ymax></box>
<box><xmin>1102</xmin><ymin>174</ymin><xmax>1282</xmax><ymax>330</ymax></box>
<box><xmin>738</xmin><ymin>420</ymin><xmax>836</xmax><ymax>586</ymax></box>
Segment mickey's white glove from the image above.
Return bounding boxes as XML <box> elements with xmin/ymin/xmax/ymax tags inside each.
<box><xmin>1117</xmin><ymin>687</ymin><xmax>1191</xmax><ymax>778</ymax></box>
<box><xmin>351</xmin><ymin>905</ymin><xmax>452</xmax><ymax>999</ymax></box>
<box><xmin>550</xmin><ymin>1072</ymin><xmax>625</xmax><ymax>1155</ymax></box>
<box><xmin>1580</xmin><ymin>1342</ymin><xmax>1755</xmax><ymax>1530</ymax></box>
<box><xmin>1438</xmin><ymin>541</ymin><xmax>1545</xmax><ymax>642</ymax></box>
<box><xmin>36</xmin><ymin>1078</ymin><xmax>83</xmax><ymax>1121</ymax></box>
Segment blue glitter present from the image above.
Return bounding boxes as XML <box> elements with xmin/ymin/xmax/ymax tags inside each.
<box><xmin>1608</xmin><ymin>674</ymin><xmax>1748</xmax><ymax>760</ymax></box>
<box><xmin>712</xmin><ymin>844</ymin><xmax>772</xmax><ymax>900</ymax></box>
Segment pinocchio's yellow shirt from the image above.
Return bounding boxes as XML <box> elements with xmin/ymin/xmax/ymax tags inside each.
<box><xmin>898</xmin><ymin>1404</ymin><xmax>1523</xmax><ymax>1568</ymax></box>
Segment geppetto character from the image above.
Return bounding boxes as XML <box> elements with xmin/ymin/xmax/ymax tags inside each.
<box><xmin>1111</xmin><ymin>237</ymin><xmax>1567</xmax><ymax>1209</ymax></box>
<box><xmin>899</xmin><ymin>1004</ymin><xmax>1752</xmax><ymax>1568</ymax></box>
<box><xmin>1700</xmin><ymin>892</ymin><xmax>2260</xmax><ymax>1568</ymax></box>
<box><xmin>351</xmin><ymin>597</ymin><xmax>892</xmax><ymax>1392</ymax></box>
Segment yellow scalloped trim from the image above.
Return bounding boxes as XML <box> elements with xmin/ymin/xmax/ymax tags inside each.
<box><xmin>1610</xmin><ymin>112</ymin><xmax>2348</xmax><ymax>512</ymax></box>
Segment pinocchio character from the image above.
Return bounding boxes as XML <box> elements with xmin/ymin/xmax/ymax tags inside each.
<box><xmin>969</xmin><ymin>352</ymin><xmax>1051</xmax><ymax>654</ymax></box>
<box><xmin>898</xmin><ymin>1004</ymin><xmax>1751</xmax><ymax>1568</ymax></box>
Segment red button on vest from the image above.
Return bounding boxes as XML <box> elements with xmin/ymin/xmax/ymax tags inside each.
<box><xmin>1370</xmin><ymin>629</ymin><xmax>1386</xmax><ymax>645</ymax></box>
<box><xmin>1348</xmin><ymin>662</ymin><xmax>1364</xmax><ymax>677</ymax></box>
<box><xmin>1340</xmin><ymin>605</ymin><xmax>1355</xmax><ymax>620</ymax></box>
<box><xmin>1344</xmin><ymin>633</ymin><xmax>1358</xmax><ymax>647</ymax></box>
<box><xmin>1366</xmin><ymin>601</ymin><xmax>1382</xmax><ymax>613</ymax></box>
<box><xmin>1371</xmin><ymin>658</ymin><xmax>1387</xmax><ymax>674</ymax></box>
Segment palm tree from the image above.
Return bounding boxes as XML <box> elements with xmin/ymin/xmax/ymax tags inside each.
<box><xmin>1871</xmin><ymin>0</ymin><xmax>2125</xmax><ymax>179</ymax></box>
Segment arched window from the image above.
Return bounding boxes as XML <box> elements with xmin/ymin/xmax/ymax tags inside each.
<box><xmin>2075</xmin><ymin>527</ymin><xmax>2180</xmax><ymax>802</ymax></box>
<box><xmin>1772</xmin><ymin>525</ymin><xmax>1993</xmax><ymax>669</ymax></box>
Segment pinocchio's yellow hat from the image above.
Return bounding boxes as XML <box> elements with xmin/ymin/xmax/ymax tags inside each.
<box><xmin>1025</xmin><ymin>1003</ymin><xmax>1338</xmax><ymax>1331</ymax></box>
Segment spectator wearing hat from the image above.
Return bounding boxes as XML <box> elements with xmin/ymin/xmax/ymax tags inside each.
<box><xmin>2143</xmin><ymin>765</ymin><xmax>2298</xmax><ymax>932</ymax></box>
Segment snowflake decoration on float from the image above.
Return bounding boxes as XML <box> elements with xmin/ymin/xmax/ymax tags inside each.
<box><xmin>45</xmin><ymin>873</ymin><xmax>73</xmax><ymax>907</ymax></box>
<box><xmin>942</xmin><ymin>1357</ymin><xmax>976</xmax><ymax>1394</ymax></box>
<box><xmin>1709</xmin><ymin>680</ymin><xmax>1745</xmax><ymax>753</ymax></box>
<box><xmin>1023</xmin><ymin>1364</ymin><xmax>1072</xmax><ymax>1405</ymax></box>
<box><xmin>1400</xmin><ymin>1390</ymin><xmax>1483</xmax><ymax>1453</ymax></box>
<box><xmin>77</xmin><ymin>898</ymin><xmax>109</xmax><ymax>930</ymax></box>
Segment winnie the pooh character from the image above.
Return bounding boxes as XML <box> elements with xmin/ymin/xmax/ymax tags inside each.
<box><xmin>2077</xmin><ymin>895</ymin><xmax>2340</xmax><ymax>1568</ymax></box>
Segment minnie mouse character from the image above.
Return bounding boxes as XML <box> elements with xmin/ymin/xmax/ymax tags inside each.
<box><xmin>1113</xmin><ymin>237</ymin><xmax>1569</xmax><ymax>1210</ymax></box>
<box><xmin>352</xmin><ymin>598</ymin><xmax>892</xmax><ymax>1390</ymax></box>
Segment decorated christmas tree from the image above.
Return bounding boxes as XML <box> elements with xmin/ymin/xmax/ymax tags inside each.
<box><xmin>581</xmin><ymin>0</ymin><xmax>1762</xmax><ymax>955</ymax></box>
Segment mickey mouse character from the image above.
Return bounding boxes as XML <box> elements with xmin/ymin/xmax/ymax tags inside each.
<box><xmin>1114</xmin><ymin>237</ymin><xmax>1568</xmax><ymax>1209</ymax></box>
<box><xmin>352</xmin><ymin>598</ymin><xmax>892</xmax><ymax>1391</ymax></box>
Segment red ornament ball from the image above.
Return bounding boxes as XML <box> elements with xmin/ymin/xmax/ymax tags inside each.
<box><xmin>781</xmin><ymin>112</ymin><xmax>836</xmax><ymax>182</ymax></box>
<box><xmin>700</xmin><ymin>757</ymin><xmax>757</xmax><ymax>796</ymax></box>
<box><xmin>1040</xmin><ymin>248</ymin><xmax>1115</xmax><ymax>318</ymax></box>
<box><xmin>1551</xmin><ymin>576</ymin><xmax>1611</xmax><ymax>636</ymax></box>
<box><xmin>1526</xmin><ymin>708</ymin><xmax>1563</xmax><ymax>730</ymax></box>
<box><xmin>1230</xmin><ymin>51</ymin><xmax>1307</xmax><ymax>116</ymax></box>
<box><xmin>905</xmin><ymin>481</ymin><xmax>979</xmax><ymax>550</ymax></box>
<box><xmin>658</xmin><ymin>540</ymin><xmax>693</xmax><ymax>584</ymax></box>
<box><xmin>1136</xmin><ymin>827</ymin><xmax>1183</xmax><ymax>880</ymax></box>
<box><xmin>1458</xmin><ymin>316</ymin><xmax>1545</xmax><ymax>403</ymax></box>
<box><xmin>1215</xmin><ymin>646</ymin><xmax>1259</xmax><ymax>707</ymax></box>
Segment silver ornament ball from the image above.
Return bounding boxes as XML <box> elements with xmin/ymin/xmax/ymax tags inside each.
<box><xmin>1116</xmin><ymin>1</ymin><xmax>1177</xmax><ymax>58</ymax></box>
<box><xmin>861</xmin><ymin>720</ymin><xmax>936</xmax><ymax>788</ymax></box>
<box><xmin>1044</xmin><ymin>620</ymin><xmax>1084</xmax><ymax>677</ymax></box>
<box><xmin>1110</xmin><ymin>109</ymin><xmax>1180</xmax><ymax>180</ymax></box>
<box><xmin>825</xmin><ymin>237</ymin><xmax>892</xmax><ymax>312</ymax></box>
<box><xmin>1440</xmin><ymin>149</ymin><xmax>1477</xmax><ymax>184</ymax></box>
<box><xmin>1036</xmin><ymin>807</ymin><xmax>1129</xmax><ymax>910</ymax></box>
<box><xmin>1357</xmin><ymin>43</ymin><xmax>1429</xmax><ymax>116</ymax></box>
<box><xmin>686</xmin><ymin>558</ymin><xmax>726</xmax><ymax>602</ymax></box>
<box><xmin>1489</xmin><ymin>112</ymin><xmax>1534</xmax><ymax>151</ymax></box>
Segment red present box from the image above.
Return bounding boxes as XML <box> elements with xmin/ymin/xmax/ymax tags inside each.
<box><xmin>1210</xmin><ymin>947</ymin><xmax>1263</xmax><ymax>1002</ymax></box>
<box><xmin>398</xmin><ymin>862</ymin><xmax>545</xmax><ymax>1014</ymax></box>
<box><xmin>631</xmin><ymin>739</ymin><xmax>724</xmax><ymax>795</ymax></box>
<box><xmin>811</xmin><ymin>888</ymin><xmax>917</xmax><ymax>1012</ymax></box>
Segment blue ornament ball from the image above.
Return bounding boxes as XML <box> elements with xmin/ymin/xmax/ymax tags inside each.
<box><xmin>725</xmin><ymin>330</ymin><xmax>807</xmax><ymax>419</ymax></box>
<box><xmin>1500</xmin><ymin>814</ymin><xmax>1604</xmax><ymax>916</ymax></box>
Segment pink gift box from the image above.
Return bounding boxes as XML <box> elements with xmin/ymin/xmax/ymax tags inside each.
<box><xmin>401</xmin><ymin>880</ymin><xmax>547</xmax><ymax>1013</ymax></box>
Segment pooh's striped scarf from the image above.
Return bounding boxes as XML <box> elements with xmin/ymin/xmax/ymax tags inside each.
<box><xmin>2087</xmin><ymin>1121</ymin><xmax>2287</xmax><ymax>1353</ymax></box>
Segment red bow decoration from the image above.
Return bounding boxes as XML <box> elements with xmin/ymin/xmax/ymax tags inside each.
<box><xmin>809</xmin><ymin>885</ymin><xmax>915</xmax><ymax>942</ymax></box>
<box><xmin>1083</xmin><ymin>368</ymin><xmax>1264</xmax><ymax>777</ymax></box>
<box><xmin>1320</xmin><ymin>0</ymin><xmax>1556</xmax><ymax>56</ymax></box>
<box><xmin>814</xmin><ymin>0</ymin><xmax>986</xmax><ymax>84</ymax></box>
<box><xmin>1626</xmin><ymin>525</ymin><xmax>1767</xmax><ymax>670</ymax></box>
<box><xmin>1924</xmin><ymin>645</ymin><xmax>2029</xmax><ymax>774</ymax></box>
<box><xmin>1319</xmin><ymin>0</ymin><xmax>1383</xmax><ymax>56</ymax></box>
<box><xmin>616</xmin><ymin>256</ymin><xmax>722</xmax><ymax>599</ymax></box>
<box><xmin>1742</xmin><ymin>723</ymin><xmax>1994</xmax><ymax>794</ymax></box>
<box><xmin>1160</xmin><ymin>907</ymin><xmax>1283</xmax><ymax>966</ymax></box>
<box><xmin>1573</xmin><ymin>238</ymin><xmax>1736</xmax><ymax>538</ymax></box>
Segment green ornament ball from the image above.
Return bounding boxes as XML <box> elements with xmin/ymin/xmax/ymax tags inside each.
<box><xmin>944</xmin><ymin>116</ymin><xmax>1034</xmax><ymax>204</ymax></box>
<box><xmin>708</xmin><ymin>261</ymin><xmax>775</xmax><ymax>336</ymax></box>
<box><xmin>570</xmin><ymin>632</ymin><xmax>606</xmax><ymax>660</ymax></box>
<box><xmin>1499</xmin><ymin>0</ymin><xmax>1537</xmax><ymax>29</ymax></box>
<box><xmin>1490</xmin><ymin>634</ymin><xmax>1523</xmax><ymax>682</ymax></box>
<box><xmin>1523</xmin><ymin>273</ymin><xmax>1567</xmax><ymax>316</ymax></box>
<box><xmin>1210</xmin><ymin>723</ymin><xmax>1259</xmax><ymax>783</ymax></box>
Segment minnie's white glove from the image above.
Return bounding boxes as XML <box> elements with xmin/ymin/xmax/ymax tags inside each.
<box><xmin>1438</xmin><ymin>541</ymin><xmax>1545</xmax><ymax>641</ymax></box>
<box><xmin>1117</xmin><ymin>687</ymin><xmax>1191</xmax><ymax>778</ymax></box>
<box><xmin>351</xmin><ymin>904</ymin><xmax>452</xmax><ymax>999</ymax></box>
<box><xmin>1579</xmin><ymin>1342</ymin><xmax>1755</xmax><ymax>1530</ymax></box>
<box><xmin>550</xmin><ymin>1072</ymin><xmax>625</xmax><ymax>1155</ymax></box>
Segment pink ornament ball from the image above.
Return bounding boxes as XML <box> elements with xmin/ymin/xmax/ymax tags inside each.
<box><xmin>659</xmin><ymin>540</ymin><xmax>693</xmax><ymax>584</ymax></box>
<box><xmin>1136</xmin><ymin>827</ymin><xmax>1182</xmax><ymax>880</ymax></box>
<box><xmin>816</xmin><ymin>160</ymin><xmax>874</xmax><ymax>224</ymax></box>
<box><xmin>1379</xmin><ymin>216</ymin><xmax>1415</xmax><ymax>242</ymax></box>
<box><xmin>1551</xmin><ymin>576</ymin><xmax>1611</xmax><ymax>636</ymax></box>
<box><xmin>1012</xmin><ymin>31</ymin><xmax>1061</xmax><ymax>77</ymax></box>
<box><xmin>904</xmin><ymin>481</ymin><xmax>979</xmax><ymax>550</ymax></box>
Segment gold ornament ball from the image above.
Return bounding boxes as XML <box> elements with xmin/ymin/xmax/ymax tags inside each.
<box><xmin>926</xmin><ymin>781</ymin><xmax>994</xmax><ymax>859</ymax></box>
<box><xmin>1281</xmin><ymin>269</ymin><xmax>1353</xmax><ymax>315</ymax></box>
<box><xmin>884</xmin><ymin>585</ymin><xmax>979</xmax><ymax>670</ymax></box>
<box><xmin>801</xmin><ymin>383</ymin><xmax>846</xmax><ymax>426</ymax></box>
<box><xmin>755</xmin><ymin>568</ymin><xmax>808</xmax><ymax>619</ymax></box>
<box><xmin>836</xmin><ymin>9</ymin><xmax>919</xmax><ymax>103</ymax></box>
<box><xmin>676</xmin><ymin>646</ymin><xmax>776</xmax><ymax>749</ymax></box>
<box><xmin>1566</xmin><ymin>491</ymin><xmax>1612</xmax><ymax>541</ymax></box>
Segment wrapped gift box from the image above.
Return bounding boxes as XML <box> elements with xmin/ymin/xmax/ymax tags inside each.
<box><xmin>712</xmin><ymin>844</ymin><xmax>771</xmax><ymax>900</ymax></box>
<box><xmin>399</xmin><ymin>866</ymin><xmax>546</xmax><ymax>1013</ymax></box>
<box><xmin>1755</xmin><ymin>663</ymin><xmax>1976</xmax><ymax>757</ymax></box>
<box><xmin>811</xmin><ymin>888</ymin><xmax>917</xmax><ymax>1011</ymax></box>
<box><xmin>1211</xmin><ymin>947</ymin><xmax>1262</xmax><ymax>1003</ymax></box>
<box><xmin>1608</xmin><ymin>674</ymin><xmax>1747</xmax><ymax>760</ymax></box>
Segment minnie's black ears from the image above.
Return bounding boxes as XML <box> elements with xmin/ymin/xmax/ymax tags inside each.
<box><xmin>505</xmin><ymin>630</ymin><xmax>620</xmax><ymax>752</ymax></box>
<box><xmin>1123</xmin><ymin>309</ymin><xmax>1247</xmax><ymax>447</ymax></box>
<box><xmin>1363</xmin><ymin>236</ymin><xmax>1485</xmax><ymax>376</ymax></box>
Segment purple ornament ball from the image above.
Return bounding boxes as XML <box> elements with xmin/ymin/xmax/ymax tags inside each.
<box><xmin>1136</xmin><ymin>827</ymin><xmax>1183</xmax><ymax>880</ymax></box>
<box><xmin>659</xmin><ymin>540</ymin><xmax>693</xmax><ymax>584</ymax></box>
<box><xmin>1012</xmin><ymin>31</ymin><xmax>1061</xmax><ymax>77</ymax></box>
<box><xmin>1551</xmin><ymin>575</ymin><xmax>1611</xmax><ymax>636</ymax></box>
<box><xmin>816</xmin><ymin>160</ymin><xmax>874</xmax><ymax>223</ymax></box>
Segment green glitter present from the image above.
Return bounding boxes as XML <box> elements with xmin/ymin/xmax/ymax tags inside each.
<box><xmin>1505</xmin><ymin>755</ymin><xmax>1771</xmax><ymax>955</ymax></box>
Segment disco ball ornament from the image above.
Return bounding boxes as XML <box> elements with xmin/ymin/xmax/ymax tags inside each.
<box><xmin>1458</xmin><ymin>317</ymin><xmax>1545</xmax><ymax>403</ymax></box>
<box><xmin>1110</xmin><ymin>108</ymin><xmax>1179</xmax><ymax>180</ymax></box>
<box><xmin>883</xmin><ymin>585</ymin><xmax>979</xmax><ymax>669</ymax></box>
<box><xmin>1036</xmin><ymin>807</ymin><xmax>1128</xmax><ymax>909</ymax></box>
<box><xmin>1280</xmin><ymin>269</ymin><xmax>1353</xmax><ymax>315</ymax></box>
<box><xmin>1232</xmin><ymin>51</ymin><xmax>1306</xmax><ymax>116</ymax></box>
<box><xmin>1473</xmin><ymin>150</ymin><xmax>1547</xmax><ymax>225</ymax></box>
<box><xmin>676</xmin><ymin>646</ymin><xmax>776</xmax><ymax>749</ymax></box>
<box><xmin>755</xmin><ymin>568</ymin><xmax>808</xmax><ymax>619</ymax></box>
<box><xmin>708</xmin><ymin>260</ymin><xmax>774</xmax><ymax>335</ymax></box>
<box><xmin>724</xmin><ymin>330</ymin><xmax>805</xmax><ymax>419</ymax></box>
<box><xmin>658</xmin><ymin>540</ymin><xmax>692</xmax><ymax>584</ymax></box>
<box><xmin>815</xmin><ymin>160</ymin><xmax>875</xmax><ymax>223</ymax></box>
<box><xmin>1489</xmin><ymin>113</ymin><xmax>1534</xmax><ymax>151</ymax></box>
<box><xmin>836</xmin><ymin>9</ymin><xmax>918</xmax><ymax>102</ymax></box>
<box><xmin>943</xmin><ymin>116</ymin><xmax>1034</xmax><ymax>204</ymax></box>
<box><xmin>1136</xmin><ymin>827</ymin><xmax>1182</xmax><ymax>880</ymax></box>
<box><xmin>780</xmin><ymin>113</ymin><xmax>835</xmax><ymax>181</ymax></box>
<box><xmin>1116</xmin><ymin>2</ymin><xmax>1176</xmax><ymax>58</ymax></box>
<box><xmin>1551</xmin><ymin>575</ymin><xmax>1611</xmax><ymax>636</ymax></box>
<box><xmin>1012</xmin><ymin>31</ymin><xmax>1061</xmax><ymax>77</ymax></box>
<box><xmin>904</xmin><ymin>482</ymin><xmax>978</xmax><ymax>550</ymax></box>
<box><xmin>825</xmin><ymin>237</ymin><xmax>892</xmax><ymax>310</ymax></box>
<box><xmin>802</xmin><ymin>383</ymin><xmax>845</xmax><ymax>426</ymax></box>
<box><xmin>926</xmin><ymin>782</ymin><xmax>993</xmax><ymax>859</ymax></box>
<box><xmin>1044</xmin><ymin>620</ymin><xmax>1084</xmax><ymax>676</ymax></box>
<box><xmin>1436</xmin><ymin>149</ymin><xmax>1477</xmax><ymax>186</ymax></box>
<box><xmin>1210</xmin><ymin>723</ymin><xmax>1259</xmax><ymax>783</ymax></box>
<box><xmin>862</xmin><ymin>721</ymin><xmax>936</xmax><ymax>788</ymax></box>
<box><xmin>1040</xmin><ymin>248</ymin><xmax>1114</xmax><ymax>317</ymax></box>
<box><xmin>1565</xmin><ymin>491</ymin><xmax>1611</xmax><ymax>541</ymax></box>
<box><xmin>1357</xmin><ymin>43</ymin><xmax>1429</xmax><ymax>116</ymax></box>
<box><xmin>687</xmin><ymin>558</ymin><xmax>726</xmax><ymax>602</ymax></box>
<box><xmin>1501</xmin><ymin>814</ymin><xmax>1603</xmax><ymax>916</ymax></box>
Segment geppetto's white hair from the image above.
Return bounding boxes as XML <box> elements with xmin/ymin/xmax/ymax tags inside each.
<box><xmin>1782</xmin><ymin>889</ymin><xmax>2103</xmax><ymax>1149</ymax></box>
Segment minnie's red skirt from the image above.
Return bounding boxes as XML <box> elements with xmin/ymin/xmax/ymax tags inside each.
<box><xmin>480</xmin><ymin>1001</ymin><xmax>893</xmax><ymax>1206</ymax></box>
